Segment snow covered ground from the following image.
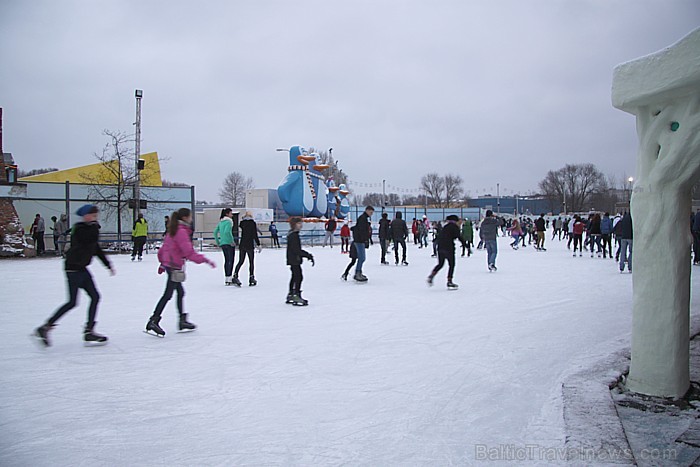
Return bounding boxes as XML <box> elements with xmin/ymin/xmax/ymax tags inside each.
<box><xmin>1</xmin><ymin>232</ymin><xmax>696</xmax><ymax>465</ymax></box>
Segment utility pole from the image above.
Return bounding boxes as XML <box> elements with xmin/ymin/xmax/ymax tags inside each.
<box><xmin>134</xmin><ymin>89</ymin><xmax>143</xmax><ymax>223</ymax></box>
<box><xmin>496</xmin><ymin>183</ymin><xmax>500</xmax><ymax>215</ymax></box>
<box><xmin>382</xmin><ymin>179</ymin><xmax>386</xmax><ymax>212</ymax></box>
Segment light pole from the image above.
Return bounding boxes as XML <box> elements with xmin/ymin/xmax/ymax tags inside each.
<box><xmin>628</xmin><ymin>176</ymin><xmax>634</xmax><ymax>203</ymax></box>
<box><xmin>496</xmin><ymin>183</ymin><xmax>500</xmax><ymax>215</ymax></box>
<box><xmin>382</xmin><ymin>179</ymin><xmax>386</xmax><ymax>212</ymax></box>
<box><xmin>134</xmin><ymin>89</ymin><xmax>143</xmax><ymax>223</ymax></box>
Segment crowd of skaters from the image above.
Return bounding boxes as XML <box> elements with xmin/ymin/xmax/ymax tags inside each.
<box><xmin>33</xmin><ymin>202</ymin><xmax>652</xmax><ymax>347</ymax></box>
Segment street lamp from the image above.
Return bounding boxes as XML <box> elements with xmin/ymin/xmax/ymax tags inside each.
<box><xmin>628</xmin><ymin>176</ymin><xmax>634</xmax><ymax>204</ymax></box>
<box><xmin>134</xmin><ymin>89</ymin><xmax>143</xmax><ymax>223</ymax></box>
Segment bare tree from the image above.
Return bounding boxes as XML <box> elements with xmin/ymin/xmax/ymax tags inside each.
<box><xmin>219</xmin><ymin>172</ymin><xmax>254</xmax><ymax>207</ymax></box>
<box><xmin>81</xmin><ymin>130</ymin><xmax>159</xmax><ymax>241</ymax></box>
<box><xmin>538</xmin><ymin>163</ymin><xmax>606</xmax><ymax>213</ymax></box>
<box><xmin>421</xmin><ymin>173</ymin><xmax>445</xmax><ymax>208</ymax></box>
<box><xmin>314</xmin><ymin>148</ymin><xmax>349</xmax><ymax>186</ymax></box>
<box><xmin>18</xmin><ymin>167</ymin><xmax>59</xmax><ymax>177</ymax></box>
<box><xmin>443</xmin><ymin>174</ymin><xmax>464</xmax><ymax>207</ymax></box>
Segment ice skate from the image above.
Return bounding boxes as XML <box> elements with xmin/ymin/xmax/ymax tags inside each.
<box><xmin>427</xmin><ymin>274</ymin><xmax>434</xmax><ymax>287</ymax></box>
<box><xmin>353</xmin><ymin>273</ymin><xmax>368</xmax><ymax>283</ymax></box>
<box><xmin>225</xmin><ymin>276</ymin><xmax>233</xmax><ymax>286</ymax></box>
<box><xmin>84</xmin><ymin>325</ymin><xmax>108</xmax><ymax>346</ymax></box>
<box><xmin>488</xmin><ymin>264</ymin><xmax>497</xmax><ymax>272</ymax></box>
<box><xmin>33</xmin><ymin>324</ymin><xmax>54</xmax><ymax>347</ymax></box>
<box><xmin>178</xmin><ymin>313</ymin><xmax>196</xmax><ymax>332</ymax></box>
<box><xmin>402</xmin><ymin>260</ymin><xmax>409</xmax><ymax>266</ymax></box>
<box><xmin>249</xmin><ymin>276</ymin><xmax>257</xmax><ymax>287</ymax></box>
<box><xmin>341</xmin><ymin>273</ymin><xmax>348</xmax><ymax>281</ymax></box>
<box><xmin>447</xmin><ymin>280</ymin><xmax>458</xmax><ymax>290</ymax></box>
<box><xmin>145</xmin><ymin>317</ymin><xmax>165</xmax><ymax>337</ymax></box>
<box><xmin>231</xmin><ymin>275</ymin><xmax>242</xmax><ymax>287</ymax></box>
<box><xmin>138</xmin><ymin>256</ymin><xmax>143</xmax><ymax>261</ymax></box>
<box><xmin>285</xmin><ymin>293</ymin><xmax>294</xmax><ymax>304</ymax></box>
<box><xmin>289</xmin><ymin>294</ymin><xmax>308</xmax><ymax>306</ymax></box>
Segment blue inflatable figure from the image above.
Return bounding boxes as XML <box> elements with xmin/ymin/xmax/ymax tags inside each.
<box><xmin>337</xmin><ymin>183</ymin><xmax>351</xmax><ymax>219</ymax></box>
<box><xmin>326</xmin><ymin>179</ymin><xmax>339</xmax><ymax>218</ymax></box>
<box><xmin>277</xmin><ymin>146</ymin><xmax>315</xmax><ymax>217</ymax></box>
<box><xmin>307</xmin><ymin>153</ymin><xmax>329</xmax><ymax>217</ymax></box>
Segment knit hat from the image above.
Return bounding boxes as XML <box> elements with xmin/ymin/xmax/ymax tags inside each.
<box><xmin>76</xmin><ymin>204</ymin><xmax>98</xmax><ymax>217</ymax></box>
<box><xmin>446</xmin><ymin>215</ymin><xmax>459</xmax><ymax>222</ymax></box>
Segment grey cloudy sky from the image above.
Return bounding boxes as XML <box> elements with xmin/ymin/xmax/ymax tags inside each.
<box><xmin>1</xmin><ymin>1</ymin><xmax>698</xmax><ymax>202</ymax></box>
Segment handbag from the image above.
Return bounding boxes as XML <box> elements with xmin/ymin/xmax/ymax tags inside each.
<box><xmin>170</xmin><ymin>268</ymin><xmax>186</xmax><ymax>283</ymax></box>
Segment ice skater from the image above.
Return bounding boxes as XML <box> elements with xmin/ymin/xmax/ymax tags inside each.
<box><xmin>427</xmin><ymin>215</ymin><xmax>467</xmax><ymax>289</ymax></box>
<box><xmin>390</xmin><ymin>211</ymin><xmax>409</xmax><ymax>265</ymax></box>
<box><xmin>213</xmin><ymin>208</ymin><xmax>236</xmax><ymax>285</ymax></box>
<box><xmin>34</xmin><ymin>204</ymin><xmax>115</xmax><ymax>347</ymax></box>
<box><xmin>352</xmin><ymin>205</ymin><xmax>374</xmax><ymax>282</ymax></box>
<box><xmin>480</xmin><ymin>210</ymin><xmax>499</xmax><ymax>272</ymax></box>
<box><xmin>341</xmin><ymin>237</ymin><xmax>358</xmax><ymax>281</ymax></box>
<box><xmin>286</xmin><ymin>217</ymin><xmax>314</xmax><ymax>305</ymax></box>
<box><xmin>145</xmin><ymin>208</ymin><xmax>215</xmax><ymax>337</ymax></box>
<box><xmin>232</xmin><ymin>211</ymin><xmax>261</xmax><ymax>287</ymax></box>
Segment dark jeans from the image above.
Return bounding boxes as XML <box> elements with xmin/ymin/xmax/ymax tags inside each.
<box><xmin>289</xmin><ymin>265</ymin><xmax>303</xmax><ymax>294</ymax></box>
<box><xmin>380</xmin><ymin>237</ymin><xmax>389</xmax><ymax>262</ymax></box>
<box><xmin>47</xmin><ymin>270</ymin><xmax>100</xmax><ymax>329</ymax></box>
<box><xmin>35</xmin><ymin>232</ymin><xmax>46</xmax><ymax>255</ymax></box>
<box><xmin>152</xmin><ymin>270</ymin><xmax>185</xmax><ymax>319</ymax></box>
<box><xmin>394</xmin><ymin>238</ymin><xmax>406</xmax><ymax>262</ymax></box>
<box><xmin>601</xmin><ymin>234</ymin><xmax>612</xmax><ymax>258</ymax></box>
<box><xmin>221</xmin><ymin>244</ymin><xmax>235</xmax><ymax>277</ymax></box>
<box><xmin>343</xmin><ymin>258</ymin><xmax>357</xmax><ymax>277</ymax></box>
<box><xmin>271</xmin><ymin>234</ymin><xmax>280</xmax><ymax>248</ymax></box>
<box><xmin>573</xmin><ymin>234</ymin><xmax>583</xmax><ymax>252</ymax></box>
<box><xmin>234</xmin><ymin>247</ymin><xmax>255</xmax><ymax>277</ymax></box>
<box><xmin>431</xmin><ymin>249</ymin><xmax>456</xmax><ymax>280</ymax></box>
<box><xmin>132</xmin><ymin>236</ymin><xmax>147</xmax><ymax>258</ymax></box>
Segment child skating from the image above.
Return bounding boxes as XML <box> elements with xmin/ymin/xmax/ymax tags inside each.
<box><xmin>286</xmin><ymin>217</ymin><xmax>314</xmax><ymax>305</ymax></box>
<box><xmin>145</xmin><ymin>208</ymin><xmax>215</xmax><ymax>337</ymax></box>
<box><xmin>34</xmin><ymin>204</ymin><xmax>115</xmax><ymax>347</ymax></box>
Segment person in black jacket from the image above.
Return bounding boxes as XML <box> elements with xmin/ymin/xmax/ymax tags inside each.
<box><xmin>34</xmin><ymin>204</ymin><xmax>114</xmax><ymax>347</ymax></box>
<box><xmin>352</xmin><ymin>205</ymin><xmax>374</xmax><ymax>282</ymax></box>
<box><xmin>286</xmin><ymin>217</ymin><xmax>314</xmax><ymax>305</ymax></box>
<box><xmin>618</xmin><ymin>212</ymin><xmax>633</xmax><ymax>273</ymax></box>
<box><xmin>427</xmin><ymin>215</ymin><xmax>467</xmax><ymax>289</ymax></box>
<box><xmin>390</xmin><ymin>211</ymin><xmax>409</xmax><ymax>265</ymax></box>
<box><xmin>378</xmin><ymin>212</ymin><xmax>391</xmax><ymax>264</ymax></box>
<box><xmin>232</xmin><ymin>211</ymin><xmax>261</xmax><ymax>286</ymax></box>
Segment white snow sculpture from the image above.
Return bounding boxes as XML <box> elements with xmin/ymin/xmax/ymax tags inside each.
<box><xmin>612</xmin><ymin>28</ymin><xmax>700</xmax><ymax>397</ymax></box>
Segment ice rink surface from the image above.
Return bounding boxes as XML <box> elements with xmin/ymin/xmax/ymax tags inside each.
<box><xmin>2</xmin><ymin>233</ymin><xmax>695</xmax><ymax>465</ymax></box>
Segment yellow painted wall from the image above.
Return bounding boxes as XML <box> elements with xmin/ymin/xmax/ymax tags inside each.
<box><xmin>19</xmin><ymin>152</ymin><xmax>163</xmax><ymax>187</ymax></box>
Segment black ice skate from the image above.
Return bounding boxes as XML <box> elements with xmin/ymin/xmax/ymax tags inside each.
<box><xmin>84</xmin><ymin>325</ymin><xmax>108</xmax><ymax>346</ymax></box>
<box><xmin>33</xmin><ymin>324</ymin><xmax>54</xmax><ymax>347</ymax></box>
<box><xmin>289</xmin><ymin>294</ymin><xmax>308</xmax><ymax>306</ymax></box>
<box><xmin>286</xmin><ymin>293</ymin><xmax>295</xmax><ymax>304</ymax></box>
<box><xmin>145</xmin><ymin>317</ymin><xmax>165</xmax><ymax>337</ymax></box>
<box><xmin>249</xmin><ymin>276</ymin><xmax>257</xmax><ymax>287</ymax></box>
<box><xmin>402</xmin><ymin>260</ymin><xmax>409</xmax><ymax>265</ymax></box>
<box><xmin>427</xmin><ymin>274</ymin><xmax>434</xmax><ymax>287</ymax></box>
<box><xmin>178</xmin><ymin>313</ymin><xmax>196</xmax><ymax>332</ymax></box>
<box><xmin>447</xmin><ymin>280</ymin><xmax>459</xmax><ymax>290</ymax></box>
<box><xmin>231</xmin><ymin>275</ymin><xmax>242</xmax><ymax>287</ymax></box>
<box><xmin>353</xmin><ymin>273</ymin><xmax>368</xmax><ymax>282</ymax></box>
<box><xmin>341</xmin><ymin>273</ymin><xmax>348</xmax><ymax>281</ymax></box>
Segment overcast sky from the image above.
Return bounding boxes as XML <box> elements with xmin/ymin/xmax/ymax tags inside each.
<box><xmin>1</xmin><ymin>1</ymin><xmax>698</xmax><ymax>202</ymax></box>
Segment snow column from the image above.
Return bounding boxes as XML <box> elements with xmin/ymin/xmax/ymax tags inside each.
<box><xmin>612</xmin><ymin>28</ymin><xmax>700</xmax><ymax>397</ymax></box>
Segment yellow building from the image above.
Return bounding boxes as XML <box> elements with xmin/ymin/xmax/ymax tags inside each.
<box><xmin>19</xmin><ymin>152</ymin><xmax>162</xmax><ymax>187</ymax></box>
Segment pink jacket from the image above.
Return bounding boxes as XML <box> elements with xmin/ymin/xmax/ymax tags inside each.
<box><xmin>158</xmin><ymin>222</ymin><xmax>209</xmax><ymax>270</ymax></box>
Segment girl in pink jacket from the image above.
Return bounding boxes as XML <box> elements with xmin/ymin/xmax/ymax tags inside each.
<box><xmin>146</xmin><ymin>208</ymin><xmax>215</xmax><ymax>337</ymax></box>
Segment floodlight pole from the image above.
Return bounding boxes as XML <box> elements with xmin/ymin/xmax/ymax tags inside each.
<box><xmin>134</xmin><ymin>89</ymin><xmax>143</xmax><ymax>224</ymax></box>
